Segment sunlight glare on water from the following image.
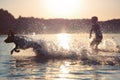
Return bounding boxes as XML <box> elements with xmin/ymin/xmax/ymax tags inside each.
<box><xmin>56</xmin><ymin>33</ymin><xmax>71</xmax><ymax>50</ymax></box>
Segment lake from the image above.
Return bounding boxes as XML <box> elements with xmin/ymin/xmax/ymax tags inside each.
<box><xmin>0</xmin><ymin>33</ymin><xmax>120</xmax><ymax>80</ymax></box>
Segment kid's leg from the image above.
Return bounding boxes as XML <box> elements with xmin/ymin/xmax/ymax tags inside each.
<box><xmin>95</xmin><ymin>42</ymin><xmax>99</xmax><ymax>50</ymax></box>
<box><xmin>90</xmin><ymin>38</ymin><xmax>96</xmax><ymax>49</ymax></box>
<box><xmin>95</xmin><ymin>37</ymin><xmax>102</xmax><ymax>50</ymax></box>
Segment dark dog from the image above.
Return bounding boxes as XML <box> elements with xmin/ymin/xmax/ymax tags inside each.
<box><xmin>4</xmin><ymin>31</ymin><xmax>41</xmax><ymax>54</ymax></box>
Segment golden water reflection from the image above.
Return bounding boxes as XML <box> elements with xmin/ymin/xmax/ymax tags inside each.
<box><xmin>9</xmin><ymin>57</ymin><xmax>117</xmax><ymax>80</ymax></box>
<box><xmin>56</xmin><ymin>33</ymin><xmax>71</xmax><ymax>50</ymax></box>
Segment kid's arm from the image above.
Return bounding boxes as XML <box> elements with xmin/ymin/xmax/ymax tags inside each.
<box><xmin>89</xmin><ymin>28</ymin><xmax>93</xmax><ymax>39</ymax></box>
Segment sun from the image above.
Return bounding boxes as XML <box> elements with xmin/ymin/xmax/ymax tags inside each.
<box><xmin>43</xmin><ymin>0</ymin><xmax>81</xmax><ymax>18</ymax></box>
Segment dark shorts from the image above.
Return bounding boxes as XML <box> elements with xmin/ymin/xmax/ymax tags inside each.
<box><xmin>90</xmin><ymin>35</ymin><xmax>102</xmax><ymax>46</ymax></box>
<box><xmin>95</xmin><ymin>35</ymin><xmax>103</xmax><ymax>42</ymax></box>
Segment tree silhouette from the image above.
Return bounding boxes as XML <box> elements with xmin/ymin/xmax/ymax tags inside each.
<box><xmin>0</xmin><ymin>8</ymin><xmax>120</xmax><ymax>34</ymax></box>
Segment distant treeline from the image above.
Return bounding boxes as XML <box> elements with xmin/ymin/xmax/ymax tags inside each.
<box><xmin>0</xmin><ymin>9</ymin><xmax>120</xmax><ymax>34</ymax></box>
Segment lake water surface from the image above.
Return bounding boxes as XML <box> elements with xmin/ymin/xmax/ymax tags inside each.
<box><xmin>0</xmin><ymin>33</ymin><xmax>120</xmax><ymax>80</ymax></box>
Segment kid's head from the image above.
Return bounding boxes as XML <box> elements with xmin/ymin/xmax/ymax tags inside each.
<box><xmin>91</xmin><ymin>16</ymin><xmax>98</xmax><ymax>24</ymax></box>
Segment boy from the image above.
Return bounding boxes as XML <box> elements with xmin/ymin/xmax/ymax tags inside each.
<box><xmin>89</xmin><ymin>16</ymin><xmax>103</xmax><ymax>50</ymax></box>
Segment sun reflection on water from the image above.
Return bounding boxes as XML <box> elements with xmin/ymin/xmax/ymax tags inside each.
<box><xmin>57</xmin><ymin>33</ymin><xmax>71</xmax><ymax>50</ymax></box>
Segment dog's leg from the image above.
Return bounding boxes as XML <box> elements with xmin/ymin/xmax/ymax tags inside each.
<box><xmin>14</xmin><ymin>44</ymin><xmax>20</xmax><ymax>52</ymax></box>
<box><xmin>14</xmin><ymin>49</ymin><xmax>20</xmax><ymax>52</ymax></box>
<box><xmin>10</xmin><ymin>44</ymin><xmax>18</xmax><ymax>54</ymax></box>
<box><xmin>11</xmin><ymin>47</ymin><xmax>20</xmax><ymax>55</ymax></box>
<box><xmin>11</xmin><ymin>49</ymin><xmax>14</xmax><ymax>54</ymax></box>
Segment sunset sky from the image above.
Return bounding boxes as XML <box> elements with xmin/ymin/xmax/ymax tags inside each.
<box><xmin>0</xmin><ymin>0</ymin><xmax>120</xmax><ymax>21</ymax></box>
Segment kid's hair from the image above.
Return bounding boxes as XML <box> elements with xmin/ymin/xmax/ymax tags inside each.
<box><xmin>91</xmin><ymin>16</ymin><xmax>98</xmax><ymax>22</ymax></box>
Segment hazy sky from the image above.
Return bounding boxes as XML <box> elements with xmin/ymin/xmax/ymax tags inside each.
<box><xmin>0</xmin><ymin>0</ymin><xmax>120</xmax><ymax>21</ymax></box>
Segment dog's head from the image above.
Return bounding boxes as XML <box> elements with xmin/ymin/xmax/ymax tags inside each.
<box><xmin>4</xmin><ymin>30</ymin><xmax>14</xmax><ymax>43</ymax></box>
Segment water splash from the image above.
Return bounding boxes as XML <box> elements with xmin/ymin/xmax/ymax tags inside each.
<box><xmin>11</xmin><ymin>34</ymin><xmax>120</xmax><ymax>66</ymax></box>
<box><xmin>99</xmin><ymin>38</ymin><xmax>120</xmax><ymax>52</ymax></box>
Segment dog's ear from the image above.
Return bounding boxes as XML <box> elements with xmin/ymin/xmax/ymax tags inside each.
<box><xmin>8</xmin><ymin>30</ymin><xmax>14</xmax><ymax>37</ymax></box>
